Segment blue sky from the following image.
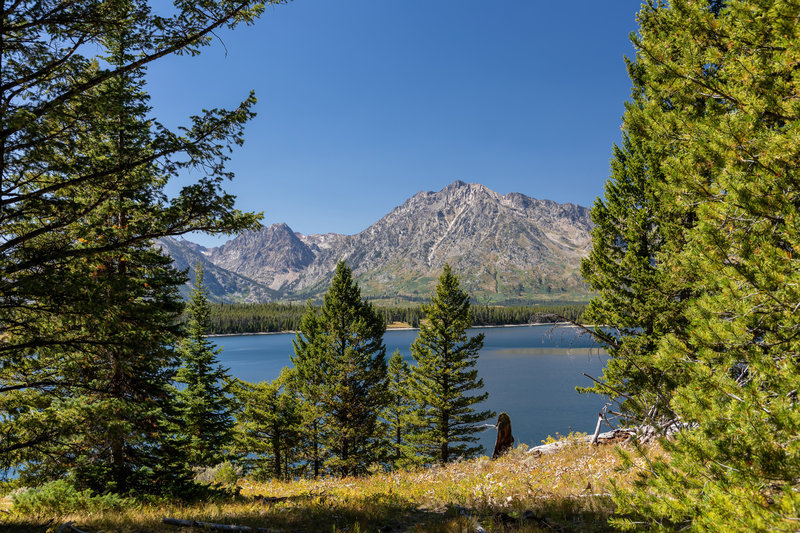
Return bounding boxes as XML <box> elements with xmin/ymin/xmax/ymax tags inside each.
<box><xmin>148</xmin><ymin>1</ymin><xmax>643</xmax><ymax>247</ymax></box>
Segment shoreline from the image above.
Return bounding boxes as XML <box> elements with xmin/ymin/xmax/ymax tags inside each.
<box><xmin>207</xmin><ymin>322</ymin><xmax>579</xmax><ymax>338</ymax></box>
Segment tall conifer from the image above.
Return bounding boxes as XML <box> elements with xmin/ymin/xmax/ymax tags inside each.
<box><xmin>381</xmin><ymin>351</ymin><xmax>420</xmax><ymax>470</ymax></box>
<box><xmin>291</xmin><ymin>262</ymin><xmax>388</xmax><ymax>477</ymax></box>
<box><xmin>579</xmin><ymin>132</ymin><xmax>692</xmax><ymax>428</ymax></box>
<box><xmin>408</xmin><ymin>264</ymin><xmax>494</xmax><ymax>465</ymax></box>
<box><xmin>9</xmin><ymin>9</ymin><xmax>199</xmax><ymax>492</ymax></box>
<box><xmin>0</xmin><ymin>0</ymin><xmax>269</xmax><ymax>477</ymax></box>
<box><xmin>175</xmin><ymin>264</ymin><xmax>236</xmax><ymax>468</ymax></box>
<box><xmin>602</xmin><ymin>1</ymin><xmax>800</xmax><ymax>529</ymax></box>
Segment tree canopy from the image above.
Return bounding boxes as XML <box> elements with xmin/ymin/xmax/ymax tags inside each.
<box><xmin>0</xmin><ymin>0</ymin><xmax>285</xmax><ymax>492</ymax></box>
<box><xmin>588</xmin><ymin>1</ymin><xmax>800</xmax><ymax>529</ymax></box>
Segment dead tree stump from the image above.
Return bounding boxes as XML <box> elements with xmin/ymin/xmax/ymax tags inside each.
<box><xmin>492</xmin><ymin>412</ymin><xmax>514</xmax><ymax>459</ymax></box>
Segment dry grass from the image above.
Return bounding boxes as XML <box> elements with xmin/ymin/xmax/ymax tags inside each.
<box><xmin>0</xmin><ymin>436</ymin><xmax>652</xmax><ymax>533</ymax></box>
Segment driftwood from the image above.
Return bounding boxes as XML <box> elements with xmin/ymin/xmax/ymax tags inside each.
<box><xmin>527</xmin><ymin>428</ymin><xmax>636</xmax><ymax>456</ymax></box>
<box><xmin>590</xmin><ymin>411</ymin><xmax>604</xmax><ymax>445</ymax></box>
<box><xmin>527</xmin><ymin>420</ymin><xmax>698</xmax><ymax>456</ymax></box>
<box><xmin>163</xmin><ymin>518</ymin><xmax>274</xmax><ymax>532</ymax></box>
<box><xmin>57</xmin><ymin>522</ymin><xmax>89</xmax><ymax>533</ymax></box>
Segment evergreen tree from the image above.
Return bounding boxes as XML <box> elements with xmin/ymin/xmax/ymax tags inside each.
<box><xmin>175</xmin><ymin>264</ymin><xmax>236</xmax><ymax>469</ymax></box>
<box><xmin>408</xmin><ymin>264</ymin><xmax>494</xmax><ymax>465</ymax></box>
<box><xmin>290</xmin><ymin>301</ymin><xmax>328</xmax><ymax>478</ymax></box>
<box><xmin>12</xmin><ymin>15</ymin><xmax>200</xmax><ymax>493</ymax></box>
<box><xmin>0</xmin><ymin>0</ymin><xmax>282</xmax><ymax>493</ymax></box>
<box><xmin>291</xmin><ymin>262</ymin><xmax>388</xmax><ymax>477</ymax></box>
<box><xmin>381</xmin><ymin>351</ymin><xmax>421</xmax><ymax>470</ymax></box>
<box><xmin>232</xmin><ymin>368</ymin><xmax>302</xmax><ymax>481</ymax></box>
<box><xmin>579</xmin><ymin>131</ymin><xmax>693</xmax><ymax>428</ymax></box>
<box><xmin>602</xmin><ymin>1</ymin><xmax>800</xmax><ymax>529</ymax></box>
<box><xmin>0</xmin><ymin>0</ymin><xmax>272</xmax><ymax>474</ymax></box>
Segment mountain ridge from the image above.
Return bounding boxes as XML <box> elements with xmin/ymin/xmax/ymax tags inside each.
<box><xmin>159</xmin><ymin>181</ymin><xmax>593</xmax><ymax>304</ymax></box>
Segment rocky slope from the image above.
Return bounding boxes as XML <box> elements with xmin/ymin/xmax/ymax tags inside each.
<box><xmin>155</xmin><ymin>237</ymin><xmax>279</xmax><ymax>303</ymax></box>
<box><xmin>205</xmin><ymin>223</ymin><xmax>316</xmax><ymax>291</ymax></box>
<box><xmin>162</xmin><ymin>181</ymin><xmax>593</xmax><ymax>303</ymax></box>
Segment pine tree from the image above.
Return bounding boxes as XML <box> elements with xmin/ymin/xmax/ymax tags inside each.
<box><xmin>408</xmin><ymin>264</ymin><xmax>494</xmax><ymax>465</ymax></box>
<box><xmin>291</xmin><ymin>262</ymin><xmax>388</xmax><ymax>477</ymax></box>
<box><xmin>0</xmin><ymin>0</ymin><xmax>271</xmax><ymax>474</ymax></box>
<box><xmin>602</xmin><ymin>1</ymin><xmax>800</xmax><ymax>529</ymax></box>
<box><xmin>232</xmin><ymin>368</ymin><xmax>302</xmax><ymax>481</ymax></box>
<box><xmin>579</xmin><ymin>131</ymin><xmax>693</xmax><ymax>428</ymax></box>
<box><xmin>290</xmin><ymin>302</ymin><xmax>328</xmax><ymax>478</ymax></box>
<box><xmin>0</xmin><ymin>0</ymin><xmax>283</xmax><ymax>493</ymax></box>
<box><xmin>381</xmin><ymin>351</ymin><xmax>421</xmax><ymax>470</ymax></box>
<box><xmin>175</xmin><ymin>264</ymin><xmax>236</xmax><ymax>469</ymax></box>
<box><xmin>13</xmin><ymin>16</ymin><xmax>199</xmax><ymax>493</ymax></box>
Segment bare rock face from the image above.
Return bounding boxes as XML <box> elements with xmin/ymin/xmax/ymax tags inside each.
<box><xmin>206</xmin><ymin>223</ymin><xmax>316</xmax><ymax>290</ymax></box>
<box><xmin>155</xmin><ymin>237</ymin><xmax>278</xmax><ymax>303</ymax></box>
<box><xmin>285</xmin><ymin>181</ymin><xmax>592</xmax><ymax>301</ymax></box>
<box><xmin>168</xmin><ymin>181</ymin><xmax>594</xmax><ymax>303</ymax></box>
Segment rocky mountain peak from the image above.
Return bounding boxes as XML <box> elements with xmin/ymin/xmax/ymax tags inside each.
<box><xmin>206</xmin><ymin>223</ymin><xmax>316</xmax><ymax>289</ymax></box>
<box><xmin>164</xmin><ymin>182</ymin><xmax>594</xmax><ymax>303</ymax></box>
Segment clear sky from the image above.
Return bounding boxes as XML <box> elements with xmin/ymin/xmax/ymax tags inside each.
<box><xmin>147</xmin><ymin>1</ymin><xmax>643</xmax><ymax>247</ymax></box>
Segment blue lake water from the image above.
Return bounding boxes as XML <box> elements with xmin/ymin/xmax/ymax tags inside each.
<box><xmin>213</xmin><ymin>324</ymin><xmax>610</xmax><ymax>456</ymax></box>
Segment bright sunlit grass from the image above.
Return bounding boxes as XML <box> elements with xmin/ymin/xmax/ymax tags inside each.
<box><xmin>1</xmin><ymin>435</ymin><xmax>652</xmax><ymax>532</ymax></box>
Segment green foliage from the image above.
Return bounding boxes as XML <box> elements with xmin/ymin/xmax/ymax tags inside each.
<box><xmin>291</xmin><ymin>262</ymin><xmax>389</xmax><ymax>477</ymax></box>
<box><xmin>6</xmin><ymin>19</ymin><xmax>197</xmax><ymax>494</ymax></box>
<box><xmin>579</xmin><ymin>131</ymin><xmax>692</xmax><ymax>426</ymax></box>
<box><xmin>408</xmin><ymin>264</ymin><xmax>494</xmax><ymax>465</ymax></box>
<box><xmin>11</xmin><ymin>480</ymin><xmax>132</xmax><ymax>518</ymax></box>
<box><xmin>175</xmin><ymin>264</ymin><xmax>236</xmax><ymax>468</ymax></box>
<box><xmin>0</xmin><ymin>0</ymin><xmax>284</xmax><ymax>496</ymax></box>
<box><xmin>597</xmin><ymin>0</ymin><xmax>800</xmax><ymax>529</ymax></box>
<box><xmin>207</xmin><ymin>302</ymin><xmax>309</xmax><ymax>333</ymax></box>
<box><xmin>380</xmin><ymin>351</ymin><xmax>423</xmax><ymax>470</ymax></box>
<box><xmin>232</xmin><ymin>368</ymin><xmax>303</xmax><ymax>481</ymax></box>
<box><xmin>212</xmin><ymin>462</ymin><xmax>242</xmax><ymax>487</ymax></box>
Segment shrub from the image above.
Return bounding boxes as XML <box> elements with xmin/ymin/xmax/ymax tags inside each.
<box><xmin>11</xmin><ymin>480</ymin><xmax>132</xmax><ymax>518</ymax></box>
<box><xmin>541</xmin><ymin>431</ymin><xmax>587</xmax><ymax>445</ymax></box>
<box><xmin>193</xmin><ymin>461</ymin><xmax>241</xmax><ymax>487</ymax></box>
<box><xmin>213</xmin><ymin>461</ymin><xmax>241</xmax><ymax>486</ymax></box>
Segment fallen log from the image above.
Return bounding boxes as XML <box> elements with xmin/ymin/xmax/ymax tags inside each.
<box><xmin>527</xmin><ymin>428</ymin><xmax>636</xmax><ymax>455</ymax></box>
<box><xmin>526</xmin><ymin>420</ymin><xmax>699</xmax><ymax>456</ymax></box>
<box><xmin>57</xmin><ymin>522</ymin><xmax>90</xmax><ymax>533</ymax></box>
<box><xmin>162</xmin><ymin>518</ymin><xmax>274</xmax><ymax>532</ymax></box>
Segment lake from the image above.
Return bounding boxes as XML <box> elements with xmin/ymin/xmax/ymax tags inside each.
<box><xmin>212</xmin><ymin>324</ymin><xmax>610</xmax><ymax>456</ymax></box>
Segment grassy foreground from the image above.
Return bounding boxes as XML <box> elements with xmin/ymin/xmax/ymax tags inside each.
<box><xmin>1</xmin><ymin>435</ymin><xmax>648</xmax><ymax>532</ymax></box>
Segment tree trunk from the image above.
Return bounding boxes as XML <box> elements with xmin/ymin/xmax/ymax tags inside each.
<box><xmin>271</xmin><ymin>428</ymin><xmax>281</xmax><ymax>480</ymax></box>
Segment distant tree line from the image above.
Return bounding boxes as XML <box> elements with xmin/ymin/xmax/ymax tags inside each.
<box><xmin>207</xmin><ymin>303</ymin><xmax>308</xmax><ymax>334</ymax></box>
<box><xmin>205</xmin><ymin>301</ymin><xmax>586</xmax><ymax>334</ymax></box>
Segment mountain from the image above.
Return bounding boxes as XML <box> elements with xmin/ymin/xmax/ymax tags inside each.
<box><xmin>162</xmin><ymin>181</ymin><xmax>593</xmax><ymax>304</ymax></box>
<box><xmin>155</xmin><ymin>237</ymin><xmax>279</xmax><ymax>303</ymax></box>
<box><xmin>205</xmin><ymin>223</ymin><xmax>317</xmax><ymax>291</ymax></box>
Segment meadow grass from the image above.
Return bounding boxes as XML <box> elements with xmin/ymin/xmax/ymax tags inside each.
<box><xmin>0</xmin><ymin>435</ymin><xmax>650</xmax><ymax>532</ymax></box>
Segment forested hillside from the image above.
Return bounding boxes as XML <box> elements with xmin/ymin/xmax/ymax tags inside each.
<box><xmin>204</xmin><ymin>302</ymin><xmax>586</xmax><ymax>334</ymax></box>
